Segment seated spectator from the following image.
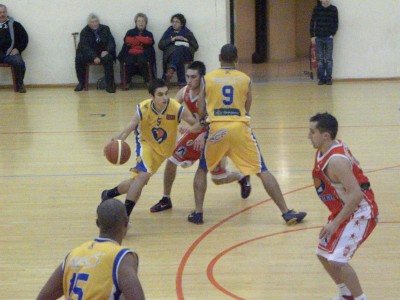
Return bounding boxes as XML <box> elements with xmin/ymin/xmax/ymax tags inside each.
<box><xmin>75</xmin><ymin>13</ymin><xmax>116</xmax><ymax>93</ymax></box>
<box><xmin>117</xmin><ymin>13</ymin><xmax>156</xmax><ymax>89</ymax></box>
<box><xmin>0</xmin><ymin>4</ymin><xmax>29</xmax><ymax>93</ymax></box>
<box><xmin>158</xmin><ymin>13</ymin><xmax>198</xmax><ymax>86</ymax></box>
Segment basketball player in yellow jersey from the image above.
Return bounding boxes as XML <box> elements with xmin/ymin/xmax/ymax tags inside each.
<box><xmin>190</xmin><ymin>44</ymin><xmax>307</xmax><ymax>225</ymax></box>
<box><xmin>37</xmin><ymin>199</ymin><xmax>145</xmax><ymax>300</ymax></box>
<box><xmin>101</xmin><ymin>78</ymin><xmax>201</xmax><ymax>219</ymax></box>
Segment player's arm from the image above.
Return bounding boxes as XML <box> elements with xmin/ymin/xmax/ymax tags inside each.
<box><xmin>118</xmin><ymin>252</ymin><xmax>145</xmax><ymax>300</ymax></box>
<box><xmin>180</xmin><ymin>108</ymin><xmax>202</xmax><ymax>133</ymax></box>
<box><xmin>245</xmin><ymin>82</ymin><xmax>253</xmax><ymax>114</ymax></box>
<box><xmin>196</xmin><ymin>84</ymin><xmax>206</xmax><ymax>120</ymax></box>
<box><xmin>319</xmin><ymin>156</ymin><xmax>364</xmax><ymax>239</ymax></box>
<box><xmin>36</xmin><ymin>264</ymin><xmax>64</xmax><ymax>300</ymax></box>
<box><xmin>175</xmin><ymin>87</ymin><xmax>185</xmax><ymax>104</ymax></box>
<box><xmin>114</xmin><ymin>111</ymin><xmax>140</xmax><ymax>141</ymax></box>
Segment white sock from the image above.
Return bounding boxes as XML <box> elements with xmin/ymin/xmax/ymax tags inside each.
<box><xmin>163</xmin><ymin>195</ymin><xmax>170</xmax><ymax>199</ymax></box>
<box><xmin>354</xmin><ymin>294</ymin><xmax>366</xmax><ymax>300</ymax></box>
<box><xmin>337</xmin><ymin>283</ymin><xmax>351</xmax><ymax>296</ymax></box>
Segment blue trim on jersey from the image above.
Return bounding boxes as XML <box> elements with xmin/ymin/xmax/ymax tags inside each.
<box><xmin>133</xmin><ymin>135</ymin><xmax>148</xmax><ymax>172</ymax></box>
<box><xmin>112</xmin><ymin>248</ymin><xmax>133</xmax><ymax>300</ymax></box>
<box><xmin>94</xmin><ymin>238</ymin><xmax>118</xmax><ymax>243</ymax></box>
<box><xmin>250</xmin><ymin>130</ymin><xmax>268</xmax><ymax>172</ymax></box>
<box><xmin>178</xmin><ymin>105</ymin><xmax>184</xmax><ymax>123</ymax></box>
<box><xmin>137</xmin><ymin>104</ymin><xmax>142</xmax><ymax>120</ymax></box>
<box><xmin>198</xmin><ymin>129</ymin><xmax>209</xmax><ymax>171</ymax></box>
<box><xmin>151</xmin><ymin>99</ymin><xmax>169</xmax><ymax>115</ymax></box>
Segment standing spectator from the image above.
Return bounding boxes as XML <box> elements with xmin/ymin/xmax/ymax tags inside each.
<box><xmin>310</xmin><ymin>0</ymin><xmax>338</xmax><ymax>85</ymax></box>
<box><xmin>75</xmin><ymin>13</ymin><xmax>116</xmax><ymax>93</ymax></box>
<box><xmin>158</xmin><ymin>13</ymin><xmax>198</xmax><ymax>87</ymax></box>
<box><xmin>0</xmin><ymin>4</ymin><xmax>28</xmax><ymax>93</ymax></box>
<box><xmin>308</xmin><ymin>112</ymin><xmax>378</xmax><ymax>300</ymax></box>
<box><xmin>118</xmin><ymin>13</ymin><xmax>156</xmax><ymax>89</ymax></box>
<box><xmin>36</xmin><ymin>199</ymin><xmax>145</xmax><ymax>300</ymax></box>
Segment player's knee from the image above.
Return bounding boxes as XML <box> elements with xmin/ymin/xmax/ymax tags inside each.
<box><xmin>327</xmin><ymin>260</ymin><xmax>346</xmax><ymax>273</ymax></box>
<box><xmin>212</xmin><ymin>178</ymin><xmax>225</xmax><ymax>185</ymax></box>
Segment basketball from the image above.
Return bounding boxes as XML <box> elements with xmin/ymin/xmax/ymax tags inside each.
<box><xmin>104</xmin><ymin>140</ymin><xmax>131</xmax><ymax>165</ymax></box>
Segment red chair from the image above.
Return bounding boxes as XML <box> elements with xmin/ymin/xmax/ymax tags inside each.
<box><xmin>121</xmin><ymin>62</ymin><xmax>154</xmax><ymax>90</ymax></box>
<box><xmin>0</xmin><ymin>63</ymin><xmax>17</xmax><ymax>92</ymax></box>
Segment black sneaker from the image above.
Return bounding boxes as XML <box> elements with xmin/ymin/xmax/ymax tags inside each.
<box><xmin>188</xmin><ymin>211</ymin><xmax>203</xmax><ymax>224</ymax></box>
<box><xmin>106</xmin><ymin>86</ymin><xmax>116</xmax><ymax>93</ymax></box>
<box><xmin>17</xmin><ymin>83</ymin><xmax>26</xmax><ymax>93</ymax></box>
<box><xmin>282</xmin><ymin>209</ymin><xmax>307</xmax><ymax>225</ymax></box>
<box><xmin>74</xmin><ymin>82</ymin><xmax>84</xmax><ymax>91</ymax></box>
<box><xmin>238</xmin><ymin>175</ymin><xmax>251</xmax><ymax>199</ymax></box>
<box><xmin>101</xmin><ymin>190</ymin><xmax>110</xmax><ymax>202</ymax></box>
<box><xmin>150</xmin><ymin>197</ymin><xmax>172</xmax><ymax>212</ymax></box>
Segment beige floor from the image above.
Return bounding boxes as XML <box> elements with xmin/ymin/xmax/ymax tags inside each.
<box><xmin>0</xmin><ymin>78</ymin><xmax>399</xmax><ymax>299</ymax></box>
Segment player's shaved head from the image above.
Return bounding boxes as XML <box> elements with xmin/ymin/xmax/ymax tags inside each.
<box><xmin>97</xmin><ymin>199</ymin><xmax>128</xmax><ymax>234</ymax></box>
<box><xmin>220</xmin><ymin>44</ymin><xmax>238</xmax><ymax>63</ymax></box>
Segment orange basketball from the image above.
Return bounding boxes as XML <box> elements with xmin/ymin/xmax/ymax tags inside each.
<box><xmin>104</xmin><ymin>140</ymin><xmax>131</xmax><ymax>165</ymax></box>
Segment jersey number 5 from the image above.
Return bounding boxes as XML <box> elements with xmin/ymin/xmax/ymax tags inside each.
<box><xmin>222</xmin><ymin>85</ymin><xmax>234</xmax><ymax>105</ymax></box>
<box><xmin>69</xmin><ymin>272</ymin><xmax>89</xmax><ymax>300</ymax></box>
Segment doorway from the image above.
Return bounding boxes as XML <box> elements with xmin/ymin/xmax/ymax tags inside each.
<box><xmin>233</xmin><ymin>0</ymin><xmax>316</xmax><ymax>79</ymax></box>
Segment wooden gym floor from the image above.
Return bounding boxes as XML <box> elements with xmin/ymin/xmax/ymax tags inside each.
<box><xmin>0</xmin><ymin>77</ymin><xmax>399</xmax><ymax>299</ymax></box>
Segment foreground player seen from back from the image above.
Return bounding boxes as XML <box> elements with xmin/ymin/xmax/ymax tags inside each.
<box><xmin>150</xmin><ymin>61</ymin><xmax>251</xmax><ymax>214</ymax></box>
<box><xmin>309</xmin><ymin>113</ymin><xmax>378</xmax><ymax>300</ymax></box>
<box><xmin>101</xmin><ymin>79</ymin><xmax>201</xmax><ymax>220</ymax></box>
<box><xmin>190</xmin><ymin>43</ymin><xmax>306</xmax><ymax>225</ymax></box>
<box><xmin>37</xmin><ymin>199</ymin><xmax>145</xmax><ymax>300</ymax></box>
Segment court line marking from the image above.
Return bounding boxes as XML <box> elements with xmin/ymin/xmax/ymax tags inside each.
<box><xmin>207</xmin><ymin>221</ymin><xmax>399</xmax><ymax>299</ymax></box>
<box><xmin>176</xmin><ymin>164</ymin><xmax>400</xmax><ymax>299</ymax></box>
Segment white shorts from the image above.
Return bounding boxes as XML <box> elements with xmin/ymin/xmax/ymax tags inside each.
<box><xmin>316</xmin><ymin>216</ymin><xmax>377</xmax><ymax>263</ymax></box>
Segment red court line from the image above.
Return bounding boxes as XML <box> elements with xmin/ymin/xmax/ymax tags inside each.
<box><xmin>207</xmin><ymin>221</ymin><xmax>399</xmax><ymax>299</ymax></box>
<box><xmin>175</xmin><ymin>185</ymin><xmax>311</xmax><ymax>300</ymax></box>
<box><xmin>176</xmin><ymin>164</ymin><xmax>400</xmax><ymax>299</ymax></box>
<box><xmin>207</xmin><ymin>226</ymin><xmax>322</xmax><ymax>300</ymax></box>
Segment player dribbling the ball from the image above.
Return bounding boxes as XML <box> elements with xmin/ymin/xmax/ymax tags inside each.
<box><xmin>101</xmin><ymin>79</ymin><xmax>201</xmax><ymax>220</ymax></box>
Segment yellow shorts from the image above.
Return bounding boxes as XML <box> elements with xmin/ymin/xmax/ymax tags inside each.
<box><xmin>204</xmin><ymin>122</ymin><xmax>267</xmax><ymax>176</ymax></box>
<box><xmin>130</xmin><ymin>141</ymin><xmax>168</xmax><ymax>178</ymax></box>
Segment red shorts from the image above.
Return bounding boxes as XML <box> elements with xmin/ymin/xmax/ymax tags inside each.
<box><xmin>169</xmin><ymin>132</ymin><xmax>202</xmax><ymax>168</ymax></box>
<box><xmin>169</xmin><ymin>131</ymin><xmax>228</xmax><ymax>179</ymax></box>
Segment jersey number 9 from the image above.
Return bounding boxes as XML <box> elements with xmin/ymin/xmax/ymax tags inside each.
<box><xmin>222</xmin><ymin>85</ymin><xmax>234</xmax><ymax>105</ymax></box>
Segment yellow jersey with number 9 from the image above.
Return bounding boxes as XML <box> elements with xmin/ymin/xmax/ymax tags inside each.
<box><xmin>204</xmin><ymin>67</ymin><xmax>251</xmax><ymax>123</ymax></box>
<box><xmin>62</xmin><ymin>238</ymin><xmax>134</xmax><ymax>300</ymax></box>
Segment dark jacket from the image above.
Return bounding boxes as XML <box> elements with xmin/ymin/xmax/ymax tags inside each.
<box><xmin>310</xmin><ymin>4</ymin><xmax>339</xmax><ymax>38</ymax></box>
<box><xmin>76</xmin><ymin>24</ymin><xmax>116</xmax><ymax>61</ymax></box>
<box><xmin>158</xmin><ymin>25</ymin><xmax>198</xmax><ymax>65</ymax></box>
<box><xmin>117</xmin><ymin>27</ymin><xmax>156</xmax><ymax>65</ymax></box>
<box><xmin>0</xmin><ymin>17</ymin><xmax>29</xmax><ymax>55</ymax></box>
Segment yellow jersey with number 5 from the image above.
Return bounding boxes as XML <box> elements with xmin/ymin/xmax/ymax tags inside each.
<box><xmin>204</xmin><ymin>67</ymin><xmax>251</xmax><ymax>123</ymax></box>
<box><xmin>62</xmin><ymin>238</ymin><xmax>135</xmax><ymax>299</ymax></box>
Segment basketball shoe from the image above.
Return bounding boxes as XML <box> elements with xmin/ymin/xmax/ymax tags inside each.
<box><xmin>150</xmin><ymin>197</ymin><xmax>172</xmax><ymax>212</ymax></box>
<box><xmin>188</xmin><ymin>211</ymin><xmax>203</xmax><ymax>224</ymax></box>
<box><xmin>282</xmin><ymin>209</ymin><xmax>307</xmax><ymax>225</ymax></box>
<box><xmin>238</xmin><ymin>175</ymin><xmax>251</xmax><ymax>199</ymax></box>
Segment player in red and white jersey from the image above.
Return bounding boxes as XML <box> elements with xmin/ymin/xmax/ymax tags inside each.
<box><xmin>150</xmin><ymin>61</ymin><xmax>251</xmax><ymax>213</ymax></box>
<box><xmin>309</xmin><ymin>112</ymin><xmax>378</xmax><ymax>300</ymax></box>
